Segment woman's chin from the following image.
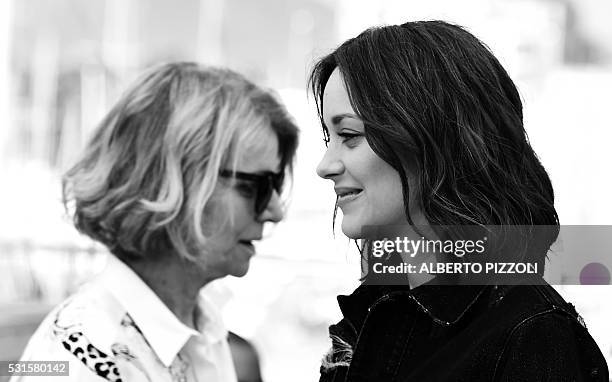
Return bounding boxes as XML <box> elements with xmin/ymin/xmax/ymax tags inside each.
<box><xmin>341</xmin><ymin>219</ymin><xmax>363</xmax><ymax>240</ymax></box>
<box><xmin>229</xmin><ymin>263</ymin><xmax>250</xmax><ymax>278</ymax></box>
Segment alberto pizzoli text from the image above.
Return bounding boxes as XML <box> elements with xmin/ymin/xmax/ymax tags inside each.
<box><xmin>372</xmin><ymin>262</ymin><xmax>538</xmax><ymax>275</ymax></box>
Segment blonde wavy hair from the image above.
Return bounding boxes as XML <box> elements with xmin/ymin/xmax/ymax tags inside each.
<box><xmin>63</xmin><ymin>62</ymin><xmax>298</xmax><ymax>261</ymax></box>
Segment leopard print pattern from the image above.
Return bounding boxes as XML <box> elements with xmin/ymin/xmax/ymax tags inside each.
<box><xmin>51</xmin><ymin>300</ymin><xmax>123</xmax><ymax>382</ymax></box>
<box><xmin>60</xmin><ymin>330</ymin><xmax>123</xmax><ymax>382</ymax></box>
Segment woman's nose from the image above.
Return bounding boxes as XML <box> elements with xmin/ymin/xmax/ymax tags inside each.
<box><xmin>257</xmin><ymin>190</ymin><xmax>284</xmax><ymax>223</ymax></box>
<box><xmin>316</xmin><ymin>147</ymin><xmax>344</xmax><ymax>180</ymax></box>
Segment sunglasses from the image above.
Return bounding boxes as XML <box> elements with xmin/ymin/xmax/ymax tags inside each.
<box><xmin>219</xmin><ymin>170</ymin><xmax>284</xmax><ymax>215</ymax></box>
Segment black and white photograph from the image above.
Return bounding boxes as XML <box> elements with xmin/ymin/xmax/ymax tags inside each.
<box><xmin>1</xmin><ymin>0</ymin><xmax>611</xmax><ymax>381</ymax></box>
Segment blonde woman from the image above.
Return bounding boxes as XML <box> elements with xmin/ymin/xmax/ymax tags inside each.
<box><xmin>14</xmin><ymin>63</ymin><xmax>298</xmax><ymax>382</ymax></box>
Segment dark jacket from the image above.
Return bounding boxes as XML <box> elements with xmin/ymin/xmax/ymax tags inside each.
<box><xmin>319</xmin><ymin>280</ymin><xmax>608</xmax><ymax>381</ymax></box>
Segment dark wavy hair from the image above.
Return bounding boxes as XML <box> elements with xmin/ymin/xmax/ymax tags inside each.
<box><xmin>309</xmin><ymin>21</ymin><xmax>559</xmax><ymax>271</ymax></box>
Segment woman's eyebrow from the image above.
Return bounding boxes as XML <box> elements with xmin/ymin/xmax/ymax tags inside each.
<box><xmin>233</xmin><ymin>169</ymin><xmax>281</xmax><ymax>176</ymax></box>
<box><xmin>330</xmin><ymin>113</ymin><xmax>361</xmax><ymax>126</ymax></box>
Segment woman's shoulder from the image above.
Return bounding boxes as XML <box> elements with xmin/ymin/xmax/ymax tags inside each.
<box><xmin>489</xmin><ymin>283</ymin><xmax>584</xmax><ymax>325</ymax></box>
<box><xmin>490</xmin><ymin>284</ymin><xmax>608</xmax><ymax>380</ymax></box>
<box><xmin>45</xmin><ymin>282</ymin><xmax>124</xmax><ymax>343</ymax></box>
<box><xmin>17</xmin><ymin>284</ymin><xmax>126</xmax><ymax>382</ymax></box>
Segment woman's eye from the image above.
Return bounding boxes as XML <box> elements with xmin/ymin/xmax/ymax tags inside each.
<box><xmin>338</xmin><ymin>132</ymin><xmax>362</xmax><ymax>146</ymax></box>
<box><xmin>236</xmin><ymin>182</ymin><xmax>257</xmax><ymax>198</ymax></box>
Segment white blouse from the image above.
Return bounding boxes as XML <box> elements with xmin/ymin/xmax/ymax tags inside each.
<box><xmin>12</xmin><ymin>255</ymin><xmax>238</xmax><ymax>382</ymax></box>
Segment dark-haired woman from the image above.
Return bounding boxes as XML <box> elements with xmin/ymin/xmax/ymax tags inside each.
<box><xmin>13</xmin><ymin>63</ymin><xmax>298</xmax><ymax>382</ymax></box>
<box><xmin>310</xmin><ymin>21</ymin><xmax>607</xmax><ymax>381</ymax></box>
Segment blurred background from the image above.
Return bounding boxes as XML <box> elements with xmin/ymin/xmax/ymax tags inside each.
<box><xmin>1</xmin><ymin>0</ymin><xmax>611</xmax><ymax>381</ymax></box>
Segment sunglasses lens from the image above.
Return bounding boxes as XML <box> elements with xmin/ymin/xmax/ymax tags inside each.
<box><xmin>220</xmin><ymin>170</ymin><xmax>284</xmax><ymax>216</ymax></box>
<box><xmin>255</xmin><ymin>179</ymin><xmax>274</xmax><ymax>215</ymax></box>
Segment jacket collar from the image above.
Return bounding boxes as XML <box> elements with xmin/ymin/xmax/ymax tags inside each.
<box><xmin>407</xmin><ymin>282</ymin><xmax>489</xmax><ymax>325</ymax></box>
<box><xmin>338</xmin><ymin>280</ymin><xmax>488</xmax><ymax>329</ymax></box>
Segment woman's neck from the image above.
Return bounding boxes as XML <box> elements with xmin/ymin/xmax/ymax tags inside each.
<box><xmin>127</xmin><ymin>255</ymin><xmax>211</xmax><ymax>330</ymax></box>
<box><xmin>364</xmin><ymin>223</ymin><xmax>440</xmax><ymax>289</ymax></box>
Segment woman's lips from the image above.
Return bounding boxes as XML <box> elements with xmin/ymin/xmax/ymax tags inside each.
<box><xmin>336</xmin><ymin>189</ymin><xmax>363</xmax><ymax>207</ymax></box>
<box><xmin>238</xmin><ymin>240</ymin><xmax>255</xmax><ymax>254</ymax></box>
